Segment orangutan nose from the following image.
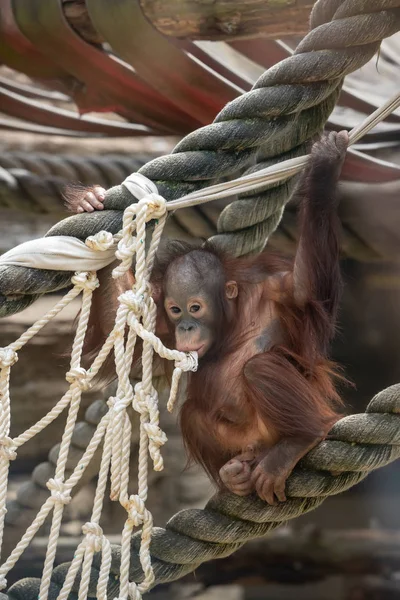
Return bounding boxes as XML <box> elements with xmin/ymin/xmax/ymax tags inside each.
<box><xmin>178</xmin><ymin>321</ymin><xmax>195</xmax><ymax>332</ymax></box>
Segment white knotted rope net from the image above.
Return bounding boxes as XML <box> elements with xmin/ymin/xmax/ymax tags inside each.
<box><xmin>0</xmin><ymin>185</ymin><xmax>197</xmax><ymax>600</ymax></box>
<box><xmin>0</xmin><ymin>90</ymin><xmax>399</xmax><ymax>600</ymax></box>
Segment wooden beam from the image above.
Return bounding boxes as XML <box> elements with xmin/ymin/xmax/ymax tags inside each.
<box><xmin>63</xmin><ymin>0</ymin><xmax>104</xmax><ymax>45</ymax></box>
<box><xmin>62</xmin><ymin>0</ymin><xmax>314</xmax><ymax>44</ymax></box>
<box><xmin>139</xmin><ymin>0</ymin><xmax>314</xmax><ymax>40</ymax></box>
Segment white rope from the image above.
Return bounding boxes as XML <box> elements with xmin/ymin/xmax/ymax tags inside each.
<box><xmin>0</xmin><ymin>179</ymin><xmax>198</xmax><ymax>600</ymax></box>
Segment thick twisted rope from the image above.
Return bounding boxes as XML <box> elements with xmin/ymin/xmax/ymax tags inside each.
<box><xmin>2</xmin><ymin>0</ymin><xmax>400</xmax><ymax>318</ymax></box>
<box><xmin>3</xmin><ymin>383</ymin><xmax>400</xmax><ymax>600</ymax></box>
<box><xmin>0</xmin><ymin>153</ymin><xmax>153</xmax><ymax>213</ymax></box>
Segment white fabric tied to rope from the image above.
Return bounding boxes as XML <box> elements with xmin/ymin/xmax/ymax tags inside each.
<box><xmin>122</xmin><ymin>171</ymin><xmax>158</xmax><ymax>199</ymax></box>
<box><xmin>0</xmin><ymin>236</ymin><xmax>117</xmax><ymax>271</ymax></box>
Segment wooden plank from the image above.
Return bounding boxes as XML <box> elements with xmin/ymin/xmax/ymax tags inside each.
<box><xmin>63</xmin><ymin>0</ymin><xmax>314</xmax><ymax>42</ymax></box>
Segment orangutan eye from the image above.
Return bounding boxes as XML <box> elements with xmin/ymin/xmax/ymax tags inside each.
<box><xmin>170</xmin><ymin>306</ymin><xmax>181</xmax><ymax>314</ymax></box>
<box><xmin>190</xmin><ymin>304</ymin><xmax>201</xmax><ymax>313</ymax></box>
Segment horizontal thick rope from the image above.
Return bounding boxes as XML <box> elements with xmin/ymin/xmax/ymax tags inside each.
<box><xmin>4</xmin><ymin>383</ymin><xmax>400</xmax><ymax>599</ymax></box>
<box><xmin>2</xmin><ymin>0</ymin><xmax>400</xmax><ymax>317</ymax></box>
<box><xmin>0</xmin><ymin>152</ymin><xmax>155</xmax><ymax>213</ymax></box>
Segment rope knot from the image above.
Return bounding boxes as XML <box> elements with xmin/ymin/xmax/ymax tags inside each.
<box><xmin>145</xmin><ymin>193</ymin><xmax>167</xmax><ymax>220</ymax></box>
<box><xmin>115</xmin><ymin>237</ymin><xmax>137</xmax><ymax>263</ymax></box>
<box><xmin>82</xmin><ymin>522</ymin><xmax>104</xmax><ymax>553</ymax></box>
<box><xmin>108</xmin><ymin>395</ymin><xmax>129</xmax><ymax>413</ymax></box>
<box><xmin>66</xmin><ymin>367</ymin><xmax>91</xmax><ymax>391</ymax></box>
<box><xmin>71</xmin><ymin>271</ymin><xmax>99</xmax><ymax>292</ymax></box>
<box><xmin>119</xmin><ymin>289</ymin><xmax>145</xmax><ymax>316</ymax></box>
<box><xmin>47</xmin><ymin>478</ymin><xmax>71</xmax><ymax>505</ymax></box>
<box><xmin>0</xmin><ymin>347</ymin><xmax>18</xmax><ymax>368</ymax></box>
<box><xmin>128</xmin><ymin>584</ymin><xmax>142</xmax><ymax>600</ymax></box>
<box><xmin>143</xmin><ymin>423</ymin><xmax>167</xmax><ymax>470</ymax></box>
<box><xmin>107</xmin><ymin>396</ymin><xmax>116</xmax><ymax>408</ymax></box>
<box><xmin>85</xmin><ymin>230</ymin><xmax>115</xmax><ymax>252</ymax></box>
<box><xmin>133</xmin><ymin>383</ymin><xmax>150</xmax><ymax>414</ymax></box>
<box><xmin>175</xmin><ymin>352</ymin><xmax>198</xmax><ymax>373</ymax></box>
<box><xmin>143</xmin><ymin>423</ymin><xmax>167</xmax><ymax>448</ymax></box>
<box><xmin>0</xmin><ymin>437</ymin><xmax>17</xmax><ymax>461</ymax></box>
<box><xmin>124</xmin><ymin>495</ymin><xmax>145</xmax><ymax>527</ymax></box>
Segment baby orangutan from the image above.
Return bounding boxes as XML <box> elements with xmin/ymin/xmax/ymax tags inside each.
<box><xmin>67</xmin><ymin>131</ymin><xmax>348</xmax><ymax>505</ymax></box>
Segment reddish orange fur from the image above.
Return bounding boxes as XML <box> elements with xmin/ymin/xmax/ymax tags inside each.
<box><xmin>172</xmin><ymin>243</ymin><xmax>344</xmax><ymax>484</ymax></box>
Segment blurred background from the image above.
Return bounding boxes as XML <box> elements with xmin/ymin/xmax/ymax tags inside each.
<box><xmin>1</xmin><ymin>1</ymin><xmax>400</xmax><ymax>598</ymax></box>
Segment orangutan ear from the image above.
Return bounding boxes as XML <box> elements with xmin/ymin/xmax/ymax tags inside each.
<box><xmin>225</xmin><ymin>281</ymin><xmax>238</xmax><ymax>299</ymax></box>
<box><xmin>150</xmin><ymin>283</ymin><xmax>162</xmax><ymax>305</ymax></box>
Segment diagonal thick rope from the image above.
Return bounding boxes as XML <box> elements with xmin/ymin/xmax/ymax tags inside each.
<box><xmin>0</xmin><ymin>152</ymin><xmax>154</xmax><ymax>213</ymax></box>
<box><xmin>2</xmin><ymin>0</ymin><xmax>400</xmax><ymax>318</ymax></box>
<box><xmin>0</xmin><ymin>185</ymin><xmax>197</xmax><ymax>600</ymax></box>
